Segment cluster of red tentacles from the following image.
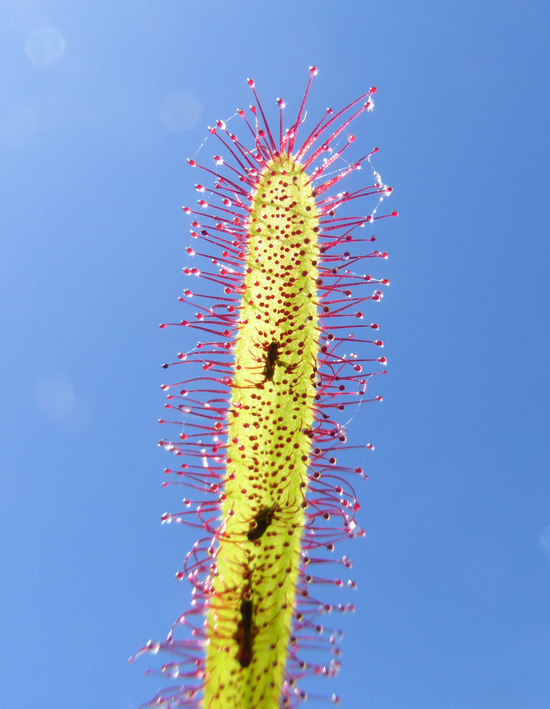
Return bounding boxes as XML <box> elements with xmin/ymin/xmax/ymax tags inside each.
<box><xmin>135</xmin><ymin>67</ymin><xmax>396</xmax><ymax>707</ymax></box>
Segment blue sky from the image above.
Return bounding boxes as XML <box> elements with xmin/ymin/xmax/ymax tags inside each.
<box><xmin>1</xmin><ymin>1</ymin><xmax>549</xmax><ymax>707</ymax></box>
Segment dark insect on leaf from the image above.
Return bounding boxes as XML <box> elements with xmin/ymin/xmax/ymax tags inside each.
<box><xmin>262</xmin><ymin>341</ymin><xmax>281</xmax><ymax>382</ymax></box>
<box><xmin>237</xmin><ymin>597</ymin><xmax>254</xmax><ymax>668</ymax></box>
<box><xmin>247</xmin><ymin>504</ymin><xmax>279</xmax><ymax>541</ymax></box>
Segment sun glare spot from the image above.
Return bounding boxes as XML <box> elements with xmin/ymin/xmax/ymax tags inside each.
<box><xmin>35</xmin><ymin>373</ymin><xmax>90</xmax><ymax>432</ymax></box>
<box><xmin>160</xmin><ymin>91</ymin><xmax>202</xmax><ymax>133</ymax></box>
<box><xmin>25</xmin><ymin>26</ymin><xmax>65</xmax><ymax>68</ymax></box>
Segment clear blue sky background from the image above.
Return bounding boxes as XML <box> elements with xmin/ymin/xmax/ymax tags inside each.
<box><xmin>1</xmin><ymin>1</ymin><xmax>549</xmax><ymax>708</ymax></box>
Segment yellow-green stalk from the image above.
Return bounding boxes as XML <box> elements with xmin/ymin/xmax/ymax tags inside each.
<box><xmin>204</xmin><ymin>155</ymin><xmax>319</xmax><ymax>706</ymax></box>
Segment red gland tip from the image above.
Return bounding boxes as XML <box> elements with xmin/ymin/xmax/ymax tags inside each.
<box><xmin>247</xmin><ymin>77</ymin><xmax>255</xmax><ymax>88</ymax></box>
<box><xmin>371</xmin><ymin>86</ymin><xmax>377</xmax><ymax>93</ymax></box>
<box><xmin>309</xmin><ymin>65</ymin><xmax>318</xmax><ymax>75</ymax></box>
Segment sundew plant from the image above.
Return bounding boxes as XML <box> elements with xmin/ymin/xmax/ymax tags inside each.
<box><xmin>135</xmin><ymin>67</ymin><xmax>396</xmax><ymax>708</ymax></box>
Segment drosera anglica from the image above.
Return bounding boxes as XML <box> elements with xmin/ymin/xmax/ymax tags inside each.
<box><xmin>133</xmin><ymin>66</ymin><xmax>396</xmax><ymax>708</ymax></box>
